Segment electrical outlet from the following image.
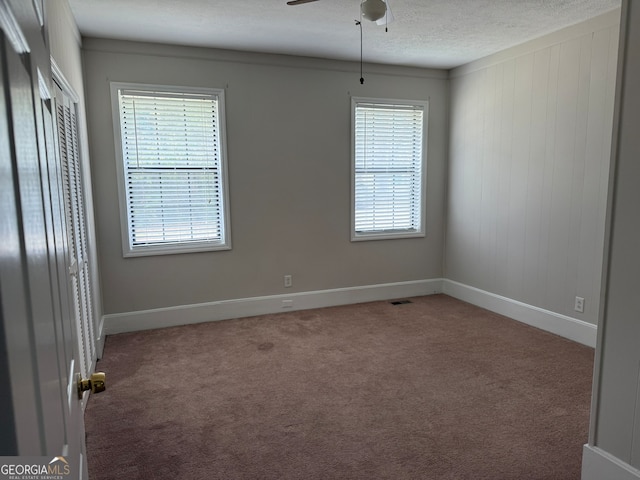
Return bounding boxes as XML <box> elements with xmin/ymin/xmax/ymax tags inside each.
<box><xmin>574</xmin><ymin>296</ymin><xmax>585</xmax><ymax>313</ymax></box>
<box><xmin>284</xmin><ymin>275</ymin><xmax>292</xmax><ymax>288</ymax></box>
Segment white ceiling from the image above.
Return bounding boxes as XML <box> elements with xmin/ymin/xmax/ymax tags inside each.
<box><xmin>67</xmin><ymin>0</ymin><xmax>621</xmax><ymax>69</ymax></box>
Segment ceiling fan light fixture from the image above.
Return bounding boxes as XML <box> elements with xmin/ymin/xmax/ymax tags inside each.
<box><xmin>361</xmin><ymin>0</ymin><xmax>386</xmax><ymax>22</ymax></box>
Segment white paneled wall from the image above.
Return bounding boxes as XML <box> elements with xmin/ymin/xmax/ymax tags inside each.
<box><xmin>446</xmin><ymin>12</ymin><xmax>619</xmax><ymax>325</ymax></box>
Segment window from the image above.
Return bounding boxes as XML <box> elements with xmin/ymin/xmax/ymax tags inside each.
<box><xmin>111</xmin><ymin>83</ymin><xmax>231</xmax><ymax>256</ymax></box>
<box><xmin>351</xmin><ymin>97</ymin><xmax>427</xmax><ymax>241</ymax></box>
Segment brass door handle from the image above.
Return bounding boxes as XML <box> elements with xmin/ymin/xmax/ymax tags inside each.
<box><xmin>77</xmin><ymin>372</ymin><xmax>106</xmax><ymax>399</ymax></box>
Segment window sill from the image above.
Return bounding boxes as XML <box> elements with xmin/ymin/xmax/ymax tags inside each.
<box><xmin>123</xmin><ymin>242</ymin><xmax>231</xmax><ymax>258</ymax></box>
<box><xmin>351</xmin><ymin>231</ymin><xmax>425</xmax><ymax>242</ymax></box>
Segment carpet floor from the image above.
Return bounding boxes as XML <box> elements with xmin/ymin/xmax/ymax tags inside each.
<box><xmin>85</xmin><ymin>294</ymin><xmax>594</xmax><ymax>479</ymax></box>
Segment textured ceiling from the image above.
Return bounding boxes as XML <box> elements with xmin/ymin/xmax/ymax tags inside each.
<box><xmin>67</xmin><ymin>0</ymin><xmax>621</xmax><ymax>69</ymax></box>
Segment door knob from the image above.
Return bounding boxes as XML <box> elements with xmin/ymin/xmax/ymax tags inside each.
<box><xmin>77</xmin><ymin>372</ymin><xmax>106</xmax><ymax>399</ymax></box>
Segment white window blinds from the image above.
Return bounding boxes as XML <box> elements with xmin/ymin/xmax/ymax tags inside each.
<box><xmin>113</xmin><ymin>85</ymin><xmax>230</xmax><ymax>255</ymax></box>
<box><xmin>352</xmin><ymin>99</ymin><xmax>426</xmax><ymax>239</ymax></box>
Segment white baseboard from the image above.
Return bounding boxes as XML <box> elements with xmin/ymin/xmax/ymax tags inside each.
<box><xmin>102</xmin><ymin>278</ymin><xmax>598</xmax><ymax>347</ymax></box>
<box><xmin>95</xmin><ymin>316</ymin><xmax>106</xmax><ymax>359</ymax></box>
<box><xmin>442</xmin><ymin>280</ymin><xmax>597</xmax><ymax>347</ymax></box>
<box><xmin>103</xmin><ymin>279</ymin><xmax>444</xmax><ymax>335</ymax></box>
<box><xmin>582</xmin><ymin>445</ymin><xmax>640</xmax><ymax>480</ymax></box>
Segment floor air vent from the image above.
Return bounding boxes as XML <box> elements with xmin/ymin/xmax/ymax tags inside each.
<box><xmin>390</xmin><ymin>300</ymin><xmax>412</xmax><ymax>305</ymax></box>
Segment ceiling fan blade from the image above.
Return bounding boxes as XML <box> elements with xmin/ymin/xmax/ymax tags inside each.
<box><xmin>376</xmin><ymin>0</ymin><xmax>394</xmax><ymax>25</ymax></box>
<box><xmin>286</xmin><ymin>0</ymin><xmax>320</xmax><ymax>5</ymax></box>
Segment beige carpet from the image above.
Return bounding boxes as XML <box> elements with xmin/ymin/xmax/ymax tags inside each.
<box><xmin>85</xmin><ymin>294</ymin><xmax>594</xmax><ymax>479</ymax></box>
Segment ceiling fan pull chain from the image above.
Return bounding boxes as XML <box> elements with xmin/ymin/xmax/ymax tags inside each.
<box><xmin>355</xmin><ymin>20</ymin><xmax>364</xmax><ymax>84</ymax></box>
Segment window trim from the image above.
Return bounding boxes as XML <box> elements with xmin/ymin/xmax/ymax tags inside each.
<box><xmin>110</xmin><ymin>82</ymin><xmax>232</xmax><ymax>257</ymax></box>
<box><xmin>350</xmin><ymin>96</ymin><xmax>428</xmax><ymax>242</ymax></box>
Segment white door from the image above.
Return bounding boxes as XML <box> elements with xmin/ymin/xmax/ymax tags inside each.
<box><xmin>0</xmin><ymin>1</ymin><xmax>89</xmax><ymax>477</ymax></box>
<box><xmin>54</xmin><ymin>82</ymin><xmax>96</xmax><ymax>380</ymax></box>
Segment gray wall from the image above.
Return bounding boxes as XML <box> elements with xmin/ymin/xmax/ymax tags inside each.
<box><xmin>82</xmin><ymin>39</ymin><xmax>448</xmax><ymax>315</ymax></box>
<box><xmin>590</xmin><ymin>0</ymin><xmax>640</xmax><ymax>468</ymax></box>
<box><xmin>446</xmin><ymin>11</ymin><xmax>619</xmax><ymax>325</ymax></box>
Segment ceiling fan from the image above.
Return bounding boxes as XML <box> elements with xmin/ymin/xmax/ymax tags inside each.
<box><xmin>286</xmin><ymin>0</ymin><xmax>394</xmax><ymax>26</ymax></box>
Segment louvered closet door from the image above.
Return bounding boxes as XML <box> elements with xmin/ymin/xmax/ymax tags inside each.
<box><xmin>55</xmin><ymin>85</ymin><xmax>95</xmax><ymax>378</ymax></box>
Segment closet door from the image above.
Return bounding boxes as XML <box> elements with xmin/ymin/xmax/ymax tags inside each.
<box><xmin>55</xmin><ymin>85</ymin><xmax>96</xmax><ymax>379</ymax></box>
